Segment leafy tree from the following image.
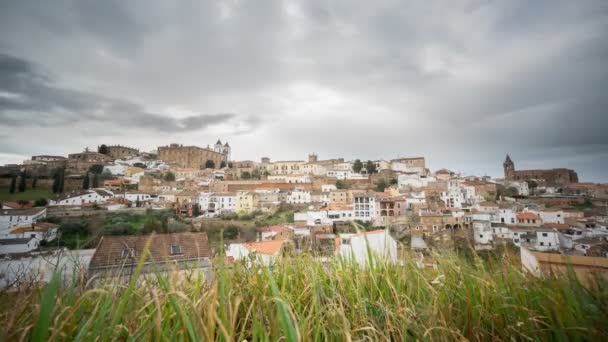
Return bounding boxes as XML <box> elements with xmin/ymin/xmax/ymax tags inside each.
<box><xmin>34</xmin><ymin>198</ymin><xmax>48</xmax><ymax>207</ymax></box>
<box><xmin>99</xmin><ymin>169</ymin><xmax>114</xmax><ymax>181</ymax></box>
<box><xmin>251</xmin><ymin>169</ymin><xmax>261</xmax><ymax>179</ymax></box>
<box><xmin>220</xmin><ymin>161</ymin><xmax>227</xmax><ymax>168</ymax></box>
<box><xmin>375</xmin><ymin>178</ymin><xmax>389</xmax><ymax>192</ymax></box>
<box><xmin>353</xmin><ymin>159</ymin><xmax>363</xmax><ymax>173</ymax></box>
<box><xmin>164</xmin><ymin>172</ymin><xmax>176</xmax><ymax>182</ymax></box>
<box><xmin>241</xmin><ymin>171</ymin><xmax>252</xmax><ymax>179</ymax></box>
<box><xmin>390</xmin><ymin>178</ymin><xmax>398</xmax><ymax>185</ymax></box>
<box><xmin>88</xmin><ymin>164</ymin><xmax>104</xmax><ymax>174</ymax></box>
<box><xmin>205</xmin><ymin>160</ymin><xmax>215</xmax><ymax>169</ymax></box>
<box><xmin>365</xmin><ymin>160</ymin><xmax>377</xmax><ymax>174</ymax></box>
<box><xmin>82</xmin><ymin>173</ymin><xmax>90</xmax><ymax>190</ymax></box>
<box><xmin>9</xmin><ymin>175</ymin><xmax>16</xmax><ymax>194</ymax></box>
<box><xmin>133</xmin><ymin>162</ymin><xmax>147</xmax><ymax>169</ymax></box>
<box><xmin>143</xmin><ymin>216</ymin><xmax>162</xmax><ymax>233</ymax></box>
<box><xmin>98</xmin><ymin>144</ymin><xmax>109</xmax><ymax>155</ymax></box>
<box><xmin>18</xmin><ymin>171</ymin><xmax>26</xmax><ymax>192</ymax></box>
<box><xmin>92</xmin><ymin>174</ymin><xmax>99</xmax><ymax>188</ymax></box>
<box><xmin>223</xmin><ymin>225</ymin><xmax>239</xmax><ymax>240</ymax></box>
<box><xmin>32</xmin><ymin>176</ymin><xmax>38</xmax><ymax>189</ymax></box>
<box><xmin>228</xmin><ymin>162</ymin><xmax>234</xmax><ymax>168</ymax></box>
<box><xmin>263</xmin><ymin>170</ymin><xmax>270</xmax><ymax>177</ymax></box>
<box><xmin>336</xmin><ymin>180</ymin><xmax>350</xmax><ymax>189</ymax></box>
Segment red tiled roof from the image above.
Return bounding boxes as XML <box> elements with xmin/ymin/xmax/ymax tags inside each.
<box><xmin>517</xmin><ymin>212</ymin><xmax>539</xmax><ymax>220</ymax></box>
<box><xmin>261</xmin><ymin>225</ymin><xmax>289</xmax><ymax>232</ymax></box>
<box><xmin>245</xmin><ymin>240</ymin><xmax>287</xmax><ymax>255</ymax></box>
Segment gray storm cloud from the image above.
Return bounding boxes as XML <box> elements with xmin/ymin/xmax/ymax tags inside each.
<box><xmin>0</xmin><ymin>0</ymin><xmax>607</xmax><ymax>181</ymax></box>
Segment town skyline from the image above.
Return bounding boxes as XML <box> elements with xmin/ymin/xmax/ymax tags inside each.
<box><xmin>1</xmin><ymin>0</ymin><xmax>607</xmax><ymax>181</ymax></box>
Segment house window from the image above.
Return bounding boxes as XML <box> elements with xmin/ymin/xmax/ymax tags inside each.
<box><xmin>540</xmin><ymin>242</ymin><xmax>544</xmax><ymax>246</ymax></box>
<box><xmin>479</xmin><ymin>234</ymin><xmax>483</xmax><ymax>238</ymax></box>
<box><xmin>342</xmin><ymin>238</ymin><xmax>350</xmax><ymax>245</ymax></box>
<box><xmin>170</xmin><ymin>244</ymin><xmax>182</xmax><ymax>255</ymax></box>
<box><xmin>542</xmin><ymin>233</ymin><xmax>548</xmax><ymax>237</ymax></box>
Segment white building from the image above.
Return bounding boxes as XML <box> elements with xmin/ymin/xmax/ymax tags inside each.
<box><xmin>286</xmin><ymin>189</ymin><xmax>312</xmax><ymax>204</ymax></box>
<box><xmin>353</xmin><ymin>193</ymin><xmax>376</xmax><ymax>222</ymax></box>
<box><xmin>114</xmin><ymin>192</ymin><xmax>152</xmax><ymax>203</ymax></box>
<box><xmin>321</xmin><ymin>184</ymin><xmax>337</xmax><ymax>192</ymax></box>
<box><xmin>0</xmin><ymin>207</ymin><xmax>47</xmax><ymax>231</ymax></box>
<box><xmin>537</xmin><ymin>210</ymin><xmax>565</xmax><ymax>224</ymax></box>
<box><xmin>473</xmin><ymin>221</ymin><xmax>494</xmax><ymax>245</ymax></box>
<box><xmin>211</xmin><ymin>193</ymin><xmax>237</xmax><ymax>213</ymax></box>
<box><xmin>0</xmin><ymin>237</ymin><xmax>39</xmax><ymax>255</ymax></box>
<box><xmin>337</xmin><ymin>229</ymin><xmax>397</xmax><ymax>265</ymax></box>
<box><xmin>267</xmin><ymin>174</ymin><xmax>312</xmax><ymax>184</ymax></box>
<box><xmin>398</xmin><ymin>174</ymin><xmax>434</xmax><ymax>189</ymax></box>
<box><xmin>49</xmin><ymin>189</ymin><xmax>114</xmax><ymax>206</ymax></box>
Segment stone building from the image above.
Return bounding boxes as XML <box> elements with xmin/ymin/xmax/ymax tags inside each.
<box><xmin>503</xmin><ymin>155</ymin><xmax>578</xmax><ymax>186</ymax></box>
<box><xmin>106</xmin><ymin>145</ymin><xmax>139</xmax><ymax>160</ymax></box>
<box><xmin>158</xmin><ymin>143</ymin><xmax>227</xmax><ymax>169</ymax></box>
<box><xmin>67</xmin><ymin>149</ymin><xmax>113</xmax><ymax>174</ymax></box>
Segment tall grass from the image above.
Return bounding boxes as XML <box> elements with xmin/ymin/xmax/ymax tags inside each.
<box><xmin>1</xmin><ymin>251</ymin><xmax>606</xmax><ymax>341</ymax></box>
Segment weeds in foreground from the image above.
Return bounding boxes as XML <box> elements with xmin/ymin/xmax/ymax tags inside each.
<box><xmin>1</xmin><ymin>251</ymin><xmax>607</xmax><ymax>341</ymax></box>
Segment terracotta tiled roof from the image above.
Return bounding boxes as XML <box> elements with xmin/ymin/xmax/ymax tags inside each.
<box><xmin>89</xmin><ymin>232</ymin><xmax>211</xmax><ymax>269</ymax></box>
<box><xmin>517</xmin><ymin>212</ymin><xmax>539</xmax><ymax>220</ymax></box>
<box><xmin>327</xmin><ymin>203</ymin><xmax>353</xmax><ymax>211</ymax></box>
<box><xmin>245</xmin><ymin>240</ymin><xmax>287</xmax><ymax>255</ymax></box>
<box><xmin>542</xmin><ymin>223</ymin><xmax>570</xmax><ymax>230</ymax></box>
<box><xmin>10</xmin><ymin>222</ymin><xmax>59</xmax><ymax>233</ymax></box>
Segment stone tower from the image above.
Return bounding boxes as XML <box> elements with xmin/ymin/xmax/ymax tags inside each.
<box><xmin>308</xmin><ymin>153</ymin><xmax>318</xmax><ymax>163</ymax></box>
<box><xmin>503</xmin><ymin>154</ymin><xmax>515</xmax><ymax>180</ymax></box>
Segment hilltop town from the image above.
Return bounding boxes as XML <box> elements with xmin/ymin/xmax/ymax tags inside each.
<box><xmin>1</xmin><ymin>140</ymin><xmax>607</xmax><ymax>287</ymax></box>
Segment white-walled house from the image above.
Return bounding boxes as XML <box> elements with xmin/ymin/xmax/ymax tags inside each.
<box><xmin>398</xmin><ymin>174</ymin><xmax>434</xmax><ymax>189</ymax></box>
<box><xmin>210</xmin><ymin>193</ymin><xmax>237</xmax><ymax>213</ymax></box>
<box><xmin>114</xmin><ymin>192</ymin><xmax>152</xmax><ymax>202</ymax></box>
<box><xmin>473</xmin><ymin>221</ymin><xmax>494</xmax><ymax>245</ymax></box>
<box><xmin>336</xmin><ymin>229</ymin><xmax>397</xmax><ymax>265</ymax></box>
<box><xmin>321</xmin><ymin>184</ymin><xmax>337</xmax><ymax>192</ymax></box>
<box><xmin>49</xmin><ymin>189</ymin><xmax>114</xmax><ymax>206</ymax></box>
<box><xmin>0</xmin><ymin>207</ymin><xmax>47</xmax><ymax>231</ymax></box>
<box><xmin>353</xmin><ymin>193</ymin><xmax>376</xmax><ymax>221</ymax></box>
<box><xmin>226</xmin><ymin>240</ymin><xmax>291</xmax><ymax>266</ymax></box>
<box><xmin>512</xmin><ymin>228</ymin><xmax>560</xmax><ymax>251</ymax></box>
<box><xmin>498</xmin><ymin>208</ymin><xmax>517</xmax><ymax>225</ymax></box>
<box><xmin>3</xmin><ymin>222</ymin><xmax>60</xmax><ymax>244</ymax></box>
<box><xmin>537</xmin><ymin>210</ymin><xmax>565</xmax><ymax>224</ymax></box>
<box><xmin>286</xmin><ymin>189</ymin><xmax>312</xmax><ymax>204</ymax></box>
<box><xmin>0</xmin><ymin>237</ymin><xmax>39</xmax><ymax>255</ymax></box>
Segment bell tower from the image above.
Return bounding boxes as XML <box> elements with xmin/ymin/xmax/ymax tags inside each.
<box><xmin>503</xmin><ymin>154</ymin><xmax>515</xmax><ymax>180</ymax></box>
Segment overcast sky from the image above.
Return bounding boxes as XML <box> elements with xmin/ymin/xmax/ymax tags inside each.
<box><xmin>1</xmin><ymin>0</ymin><xmax>607</xmax><ymax>181</ymax></box>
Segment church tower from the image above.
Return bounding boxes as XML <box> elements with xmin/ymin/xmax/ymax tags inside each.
<box><xmin>214</xmin><ymin>140</ymin><xmax>223</xmax><ymax>154</ymax></box>
<box><xmin>503</xmin><ymin>154</ymin><xmax>515</xmax><ymax>180</ymax></box>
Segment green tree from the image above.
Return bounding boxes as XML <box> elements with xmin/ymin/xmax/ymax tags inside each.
<box><xmin>92</xmin><ymin>174</ymin><xmax>99</xmax><ymax>188</ymax></box>
<box><xmin>365</xmin><ymin>160</ymin><xmax>377</xmax><ymax>174</ymax></box>
<box><xmin>143</xmin><ymin>216</ymin><xmax>162</xmax><ymax>233</ymax></box>
<box><xmin>82</xmin><ymin>173</ymin><xmax>90</xmax><ymax>190</ymax></box>
<box><xmin>32</xmin><ymin>176</ymin><xmax>38</xmax><ymax>189</ymax></box>
<box><xmin>34</xmin><ymin>198</ymin><xmax>48</xmax><ymax>207</ymax></box>
<box><xmin>98</xmin><ymin>144</ymin><xmax>109</xmax><ymax>155</ymax></box>
<box><xmin>164</xmin><ymin>172</ymin><xmax>176</xmax><ymax>182</ymax></box>
<box><xmin>88</xmin><ymin>164</ymin><xmax>104</xmax><ymax>174</ymax></box>
<box><xmin>336</xmin><ymin>180</ymin><xmax>350</xmax><ymax>189</ymax></box>
<box><xmin>220</xmin><ymin>161</ymin><xmax>227</xmax><ymax>168</ymax></box>
<box><xmin>375</xmin><ymin>178</ymin><xmax>389</xmax><ymax>192</ymax></box>
<box><xmin>223</xmin><ymin>225</ymin><xmax>239</xmax><ymax>240</ymax></box>
<box><xmin>18</xmin><ymin>171</ymin><xmax>26</xmax><ymax>192</ymax></box>
<box><xmin>390</xmin><ymin>178</ymin><xmax>398</xmax><ymax>185</ymax></box>
<box><xmin>241</xmin><ymin>171</ymin><xmax>252</xmax><ymax>179</ymax></box>
<box><xmin>228</xmin><ymin>161</ymin><xmax>234</xmax><ymax>168</ymax></box>
<box><xmin>9</xmin><ymin>175</ymin><xmax>16</xmax><ymax>194</ymax></box>
<box><xmin>353</xmin><ymin>159</ymin><xmax>363</xmax><ymax>173</ymax></box>
<box><xmin>99</xmin><ymin>169</ymin><xmax>114</xmax><ymax>181</ymax></box>
<box><xmin>205</xmin><ymin>160</ymin><xmax>215</xmax><ymax>169</ymax></box>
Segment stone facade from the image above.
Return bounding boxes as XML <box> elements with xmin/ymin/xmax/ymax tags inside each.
<box><xmin>503</xmin><ymin>155</ymin><xmax>578</xmax><ymax>186</ymax></box>
<box><xmin>106</xmin><ymin>145</ymin><xmax>139</xmax><ymax>160</ymax></box>
<box><xmin>158</xmin><ymin>143</ymin><xmax>226</xmax><ymax>169</ymax></box>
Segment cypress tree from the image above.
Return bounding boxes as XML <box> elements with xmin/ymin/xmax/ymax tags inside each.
<box><xmin>32</xmin><ymin>176</ymin><xmax>38</xmax><ymax>189</ymax></box>
<box><xmin>82</xmin><ymin>173</ymin><xmax>90</xmax><ymax>189</ymax></box>
<box><xmin>9</xmin><ymin>175</ymin><xmax>16</xmax><ymax>194</ymax></box>
<box><xmin>18</xmin><ymin>171</ymin><xmax>26</xmax><ymax>192</ymax></box>
<box><xmin>92</xmin><ymin>174</ymin><xmax>99</xmax><ymax>188</ymax></box>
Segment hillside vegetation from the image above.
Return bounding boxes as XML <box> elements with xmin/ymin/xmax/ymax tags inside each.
<box><xmin>1</xmin><ymin>251</ymin><xmax>606</xmax><ymax>341</ymax></box>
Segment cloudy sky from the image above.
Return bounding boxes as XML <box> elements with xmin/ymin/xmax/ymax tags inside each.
<box><xmin>1</xmin><ymin>0</ymin><xmax>607</xmax><ymax>181</ymax></box>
